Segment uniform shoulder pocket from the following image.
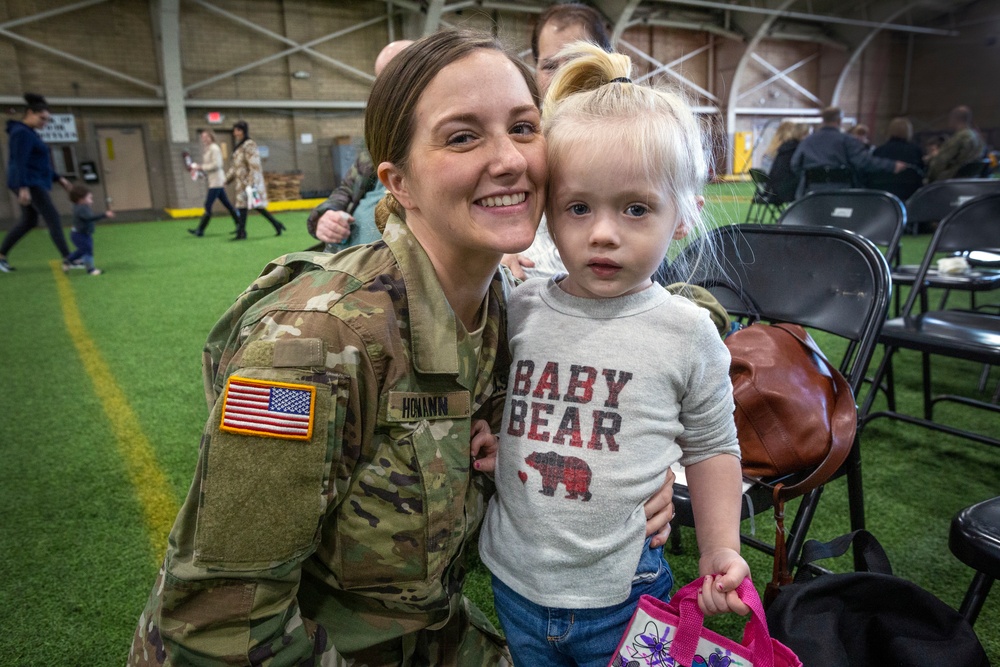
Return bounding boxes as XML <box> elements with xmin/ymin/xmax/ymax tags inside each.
<box><xmin>194</xmin><ymin>339</ymin><xmax>351</xmax><ymax>571</ymax></box>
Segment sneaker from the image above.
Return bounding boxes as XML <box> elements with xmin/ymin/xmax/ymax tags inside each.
<box><xmin>0</xmin><ymin>258</ymin><xmax>14</xmax><ymax>273</ymax></box>
<box><xmin>88</xmin><ymin>268</ymin><xmax>103</xmax><ymax>276</ymax></box>
<box><xmin>62</xmin><ymin>259</ymin><xmax>86</xmax><ymax>271</ymax></box>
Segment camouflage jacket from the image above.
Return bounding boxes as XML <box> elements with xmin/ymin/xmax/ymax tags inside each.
<box><xmin>306</xmin><ymin>148</ymin><xmax>378</xmax><ymax>248</ymax></box>
<box><xmin>926</xmin><ymin>128</ymin><xmax>986</xmax><ymax>182</ymax></box>
<box><xmin>129</xmin><ymin>216</ymin><xmax>512</xmax><ymax>666</ymax></box>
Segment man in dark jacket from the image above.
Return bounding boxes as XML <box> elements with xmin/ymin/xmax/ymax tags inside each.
<box><xmin>791</xmin><ymin>106</ymin><xmax>909</xmax><ymax>198</ymax></box>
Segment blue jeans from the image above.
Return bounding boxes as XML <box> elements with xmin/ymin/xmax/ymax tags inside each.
<box><xmin>492</xmin><ymin>539</ymin><xmax>674</xmax><ymax>667</ymax></box>
<box><xmin>67</xmin><ymin>231</ymin><xmax>95</xmax><ymax>270</ymax></box>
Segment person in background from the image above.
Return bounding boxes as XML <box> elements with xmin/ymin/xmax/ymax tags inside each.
<box><xmin>187</xmin><ymin>128</ymin><xmax>241</xmax><ymax>237</ymax></box>
<box><xmin>128</xmin><ymin>30</ymin><xmax>676</xmax><ymax>665</ymax></box>
<box><xmin>1</xmin><ymin>93</ymin><xmax>73</xmax><ymax>273</ymax></box>
<box><xmin>501</xmin><ymin>1</ymin><xmax>612</xmax><ymax>281</ymax></box>
<box><xmin>764</xmin><ymin>121</ymin><xmax>809</xmax><ymax>204</ymax></box>
<box><xmin>926</xmin><ymin>105</ymin><xmax>986</xmax><ymax>182</ymax></box>
<box><xmin>868</xmin><ymin>116</ymin><xmax>925</xmax><ymax>201</ymax></box>
<box><xmin>226</xmin><ymin>120</ymin><xmax>286</xmax><ymax>240</ymax></box>
<box><xmin>477</xmin><ymin>42</ymin><xmax>749</xmax><ymax>666</ymax></box>
<box><xmin>790</xmin><ymin>106</ymin><xmax>909</xmax><ymax>197</ymax></box>
<box><xmin>306</xmin><ymin>39</ymin><xmax>414</xmax><ymax>251</ymax></box>
<box><xmin>66</xmin><ymin>184</ymin><xmax>113</xmax><ymax>276</ymax></box>
<box><xmin>848</xmin><ymin>123</ymin><xmax>871</xmax><ymax>149</ymax></box>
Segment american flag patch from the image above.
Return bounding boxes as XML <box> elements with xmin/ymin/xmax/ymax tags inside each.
<box><xmin>219</xmin><ymin>377</ymin><xmax>316</xmax><ymax>441</ymax></box>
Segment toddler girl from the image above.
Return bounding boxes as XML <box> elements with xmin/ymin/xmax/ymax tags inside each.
<box><xmin>476</xmin><ymin>42</ymin><xmax>750</xmax><ymax>666</ymax></box>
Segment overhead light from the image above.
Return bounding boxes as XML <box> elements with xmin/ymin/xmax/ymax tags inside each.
<box><xmin>292</xmin><ymin>70</ymin><xmax>310</xmax><ymax>79</ymax></box>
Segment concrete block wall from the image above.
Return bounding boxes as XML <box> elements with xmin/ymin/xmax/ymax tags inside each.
<box><xmin>3</xmin><ymin>0</ymin><xmax>992</xmax><ymax>226</ymax></box>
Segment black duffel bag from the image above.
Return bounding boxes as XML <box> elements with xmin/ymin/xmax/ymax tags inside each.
<box><xmin>765</xmin><ymin>530</ymin><xmax>990</xmax><ymax>667</ymax></box>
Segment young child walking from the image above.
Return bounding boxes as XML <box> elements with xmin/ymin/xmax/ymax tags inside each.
<box><xmin>475</xmin><ymin>43</ymin><xmax>750</xmax><ymax>667</ymax></box>
<box><xmin>66</xmin><ymin>185</ymin><xmax>114</xmax><ymax>275</ymax></box>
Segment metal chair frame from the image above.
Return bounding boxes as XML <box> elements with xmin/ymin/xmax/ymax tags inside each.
<box><xmin>861</xmin><ymin>193</ymin><xmax>1000</xmax><ymax>447</ymax></box>
<box><xmin>667</xmin><ymin>224</ymin><xmax>892</xmax><ymax>574</ymax></box>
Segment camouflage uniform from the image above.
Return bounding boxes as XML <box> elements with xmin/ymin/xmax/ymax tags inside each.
<box><xmin>306</xmin><ymin>149</ymin><xmax>378</xmax><ymax>253</ymax></box>
<box><xmin>129</xmin><ymin>215</ymin><xmax>512</xmax><ymax>666</ymax></box>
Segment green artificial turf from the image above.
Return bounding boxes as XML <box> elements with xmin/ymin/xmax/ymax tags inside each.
<box><xmin>0</xmin><ymin>192</ymin><xmax>997</xmax><ymax>665</ymax></box>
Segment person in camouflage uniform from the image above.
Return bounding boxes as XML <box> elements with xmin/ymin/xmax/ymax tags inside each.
<box><xmin>130</xmin><ymin>214</ymin><xmax>514</xmax><ymax>665</ymax></box>
<box><xmin>306</xmin><ymin>41</ymin><xmax>413</xmax><ymax>253</ymax></box>
<box><xmin>926</xmin><ymin>105</ymin><xmax>987</xmax><ymax>182</ymax></box>
<box><xmin>130</xmin><ymin>30</ymin><xmax>677</xmax><ymax>667</ymax></box>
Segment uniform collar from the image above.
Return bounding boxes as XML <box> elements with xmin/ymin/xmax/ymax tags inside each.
<box><xmin>382</xmin><ymin>214</ymin><xmax>510</xmax><ymax>378</ymax></box>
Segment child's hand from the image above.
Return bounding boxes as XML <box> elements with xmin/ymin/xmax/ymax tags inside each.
<box><xmin>470</xmin><ymin>419</ymin><xmax>498</xmax><ymax>475</ymax></box>
<box><xmin>106</xmin><ymin>210</ymin><xmax>116</xmax><ymax>219</ymax></box>
<box><xmin>697</xmin><ymin>548</ymin><xmax>751</xmax><ymax>617</ymax></box>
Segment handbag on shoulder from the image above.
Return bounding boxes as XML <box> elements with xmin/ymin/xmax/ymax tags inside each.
<box><xmin>724</xmin><ymin>322</ymin><xmax>857</xmax><ymax>604</ymax></box>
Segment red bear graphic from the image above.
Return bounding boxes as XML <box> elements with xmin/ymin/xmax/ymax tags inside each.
<box><xmin>524</xmin><ymin>451</ymin><xmax>593</xmax><ymax>501</ymax></box>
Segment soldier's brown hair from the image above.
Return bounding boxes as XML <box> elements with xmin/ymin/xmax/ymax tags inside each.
<box><xmin>365</xmin><ymin>29</ymin><xmax>539</xmax><ymax>219</ymax></box>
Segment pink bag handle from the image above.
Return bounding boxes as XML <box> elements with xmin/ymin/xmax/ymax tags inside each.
<box><xmin>669</xmin><ymin>577</ymin><xmax>774</xmax><ymax>667</ymax></box>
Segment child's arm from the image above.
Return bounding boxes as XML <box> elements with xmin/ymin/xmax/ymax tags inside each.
<box><xmin>686</xmin><ymin>453</ymin><xmax>751</xmax><ymax>616</ymax></box>
<box><xmin>470</xmin><ymin>418</ymin><xmax>498</xmax><ymax>474</ymax></box>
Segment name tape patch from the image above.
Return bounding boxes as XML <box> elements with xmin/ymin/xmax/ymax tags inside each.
<box><xmin>387</xmin><ymin>391</ymin><xmax>471</xmax><ymax>422</ymax></box>
<box><xmin>220</xmin><ymin>377</ymin><xmax>316</xmax><ymax>440</ymax></box>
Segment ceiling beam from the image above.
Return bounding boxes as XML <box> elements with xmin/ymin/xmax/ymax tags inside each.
<box><xmin>651</xmin><ymin>0</ymin><xmax>958</xmax><ymax>35</ymax></box>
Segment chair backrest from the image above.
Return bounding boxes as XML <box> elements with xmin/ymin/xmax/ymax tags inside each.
<box><xmin>749</xmin><ymin>168</ymin><xmax>770</xmax><ymax>188</ymax></box>
<box><xmin>898</xmin><ymin>192</ymin><xmax>1000</xmax><ymax>317</ymax></box>
<box><xmin>953</xmin><ymin>159</ymin><xmax>991</xmax><ymax>179</ymax></box>
<box><xmin>776</xmin><ymin>189</ymin><xmax>905</xmax><ymax>263</ymax></box>
<box><xmin>675</xmin><ymin>224</ymin><xmax>891</xmax><ymax>390</ymax></box>
<box><xmin>905</xmin><ymin>179</ymin><xmax>1000</xmax><ymax>227</ymax></box>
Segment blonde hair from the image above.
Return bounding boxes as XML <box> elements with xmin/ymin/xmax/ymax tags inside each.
<box><xmin>200</xmin><ymin>128</ymin><xmax>218</xmax><ymax>144</ymax></box>
<box><xmin>542</xmin><ymin>41</ymin><xmax>711</xmax><ymax>281</ymax></box>
<box><xmin>765</xmin><ymin>120</ymin><xmax>808</xmax><ymax>157</ymax></box>
<box><xmin>886</xmin><ymin>117</ymin><xmax>913</xmax><ymax>141</ymax></box>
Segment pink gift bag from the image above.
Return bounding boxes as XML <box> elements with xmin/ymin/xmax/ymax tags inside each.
<box><xmin>609</xmin><ymin>577</ymin><xmax>801</xmax><ymax>667</ymax></box>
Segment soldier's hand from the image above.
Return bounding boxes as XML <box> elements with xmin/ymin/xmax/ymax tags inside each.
<box><xmin>501</xmin><ymin>253</ymin><xmax>533</xmax><ymax>281</ymax></box>
<box><xmin>643</xmin><ymin>466</ymin><xmax>676</xmax><ymax>547</ymax></box>
<box><xmin>317</xmin><ymin>210</ymin><xmax>353</xmax><ymax>244</ymax></box>
<box><xmin>18</xmin><ymin>187</ymin><xmax>31</xmax><ymax>206</ymax></box>
<box><xmin>470</xmin><ymin>419</ymin><xmax>498</xmax><ymax>476</ymax></box>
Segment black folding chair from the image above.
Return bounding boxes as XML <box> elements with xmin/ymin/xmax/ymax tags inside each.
<box><xmin>904</xmin><ymin>178</ymin><xmax>1000</xmax><ymax>235</ymax></box>
<box><xmin>666</xmin><ymin>224</ymin><xmax>892</xmax><ymax>574</ymax></box>
<box><xmin>953</xmin><ymin>159</ymin><xmax>992</xmax><ymax>179</ymax></box>
<box><xmin>803</xmin><ymin>166</ymin><xmax>854</xmax><ymax>195</ymax></box>
<box><xmin>861</xmin><ymin>192</ymin><xmax>1000</xmax><ymax>447</ymax></box>
<box><xmin>744</xmin><ymin>168</ymin><xmax>783</xmax><ymax>224</ymax></box>
<box><xmin>777</xmin><ymin>189</ymin><xmax>905</xmax><ymax>265</ymax></box>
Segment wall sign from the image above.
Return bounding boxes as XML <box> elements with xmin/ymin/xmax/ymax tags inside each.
<box><xmin>38</xmin><ymin>114</ymin><xmax>78</xmax><ymax>143</ymax></box>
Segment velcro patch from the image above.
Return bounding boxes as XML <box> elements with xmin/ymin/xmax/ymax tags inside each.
<box><xmin>387</xmin><ymin>391</ymin><xmax>471</xmax><ymax>422</ymax></box>
<box><xmin>220</xmin><ymin>376</ymin><xmax>316</xmax><ymax>440</ymax></box>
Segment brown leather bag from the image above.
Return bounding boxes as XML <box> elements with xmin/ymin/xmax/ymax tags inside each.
<box><xmin>725</xmin><ymin>322</ymin><xmax>857</xmax><ymax>604</ymax></box>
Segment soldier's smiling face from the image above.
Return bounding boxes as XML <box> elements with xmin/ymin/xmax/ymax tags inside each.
<box><xmin>378</xmin><ymin>49</ymin><xmax>546</xmax><ymax>270</ymax></box>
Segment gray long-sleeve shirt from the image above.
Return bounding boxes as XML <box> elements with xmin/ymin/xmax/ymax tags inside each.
<box><xmin>479</xmin><ymin>278</ymin><xmax>739</xmax><ymax>609</ymax></box>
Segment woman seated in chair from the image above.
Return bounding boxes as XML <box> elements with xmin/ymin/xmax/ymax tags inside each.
<box><xmin>868</xmin><ymin>116</ymin><xmax>924</xmax><ymax>201</ymax></box>
<box><xmin>764</xmin><ymin>121</ymin><xmax>809</xmax><ymax>204</ymax></box>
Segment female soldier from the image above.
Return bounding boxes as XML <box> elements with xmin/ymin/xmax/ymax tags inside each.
<box><xmin>129</xmin><ymin>30</ymin><xmax>673</xmax><ymax>665</ymax></box>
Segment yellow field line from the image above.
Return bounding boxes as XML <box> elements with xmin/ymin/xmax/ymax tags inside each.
<box><xmin>50</xmin><ymin>261</ymin><xmax>178</xmax><ymax>560</ymax></box>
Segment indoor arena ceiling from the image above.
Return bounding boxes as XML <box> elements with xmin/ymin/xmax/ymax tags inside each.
<box><xmin>402</xmin><ymin>0</ymin><xmax>988</xmax><ymax>42</ymax></box>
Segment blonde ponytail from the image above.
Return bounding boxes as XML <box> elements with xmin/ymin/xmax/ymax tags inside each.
<box><xmin>542</xmin><ymin>41</ymin><xmax>632</xmax><ymax>119</ymax></box>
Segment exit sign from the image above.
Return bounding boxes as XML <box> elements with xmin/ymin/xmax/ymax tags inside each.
<box><xmin>206</xmin><ymin>111</ymin><xmax>225</xmax><ymax>124</ymax></box>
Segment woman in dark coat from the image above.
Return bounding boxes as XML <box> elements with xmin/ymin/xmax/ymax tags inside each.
<box><xmin>869</xmin><ymin>116</ymin><xmax>924</xmax><ymax>202</ymax></box>
<box><xmin>1</xmin><ymin>93</ymin><xmax>73</xmax><ymax>272</ymax></box>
